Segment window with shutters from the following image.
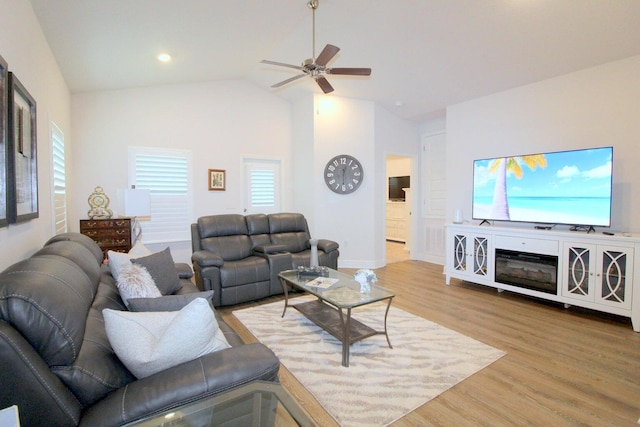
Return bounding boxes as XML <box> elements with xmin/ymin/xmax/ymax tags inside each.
<box><xmin>51</xmin><ymin>123</ymin><xmax>67</xmax><ymax>234</ymax></box>
<box><xmin>128</xmin><ymin>147</ymin><xmax>193</xmax><ymax>243</ymax></box>
<box><xmin>244</xmin><ymin>158</ymin><xmax>281</xmax><ymax>214</ymax></box>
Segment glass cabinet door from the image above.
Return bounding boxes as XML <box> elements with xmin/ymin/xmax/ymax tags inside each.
<box><xmin>597</xmin><ymin>247</ymin><xmax>633</xmax><ymax>309</ymax></box>
<box><xmin>564</xmin><ymin>245</ymin><xmax>594</xmax><ymax>301</ymax></box>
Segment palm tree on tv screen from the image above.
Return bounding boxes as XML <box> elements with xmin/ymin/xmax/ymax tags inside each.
<box><xmin>489</xmin><ymin>154</ymin><xmax>547</xmax><ymax>220</ymax></box>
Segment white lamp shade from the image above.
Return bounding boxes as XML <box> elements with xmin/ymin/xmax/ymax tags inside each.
<box><xmin>118</xmin><ymin>189</ymin><xmax>151</xmax><ymax>217</ymax></box>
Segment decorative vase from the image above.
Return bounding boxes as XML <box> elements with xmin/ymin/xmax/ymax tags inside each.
<box><xmin>359</xmin><ymin>281</ymin><xmax>371</xmax><ymax>293</ymax></box>
<box><xmin>354</xmin><ymin>269</ymin><xmax>377</xmax><ymax>293</ymax></box>
<box><xmin>309</xmin><ymin>239</ymin><xmax>319</xmax><ymax>267</ymax></box>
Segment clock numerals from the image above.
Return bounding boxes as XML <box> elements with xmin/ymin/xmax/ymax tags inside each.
<box><xmin>324</xmin><ymin>154</ymin><xmax>364</xmax><ymax>194</ymax></box>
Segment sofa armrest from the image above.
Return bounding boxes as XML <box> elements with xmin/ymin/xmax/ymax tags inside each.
<box><xmin>191</xmin><ymin>250</ymin><xmax>224</xmax><ymax>268</ymax></box>
<box><xmin>253</xmin><ymin>244</ymin><xmax>287</xmax><ymax>254</ymax></box>
<box><xmin>78</xmin><ymin>343</ymin><xmax>280</xmax><ymax>427</ymax></box>
<box><xmin>317</xmin><ymin>239</ymin><xmax>339</xmax><ymax>253</ymax></box>
<box><xmin>175</xmin><ymin>262</ymin><xmax>194</xmax><ymax>279</ymax></box>
<box><xmin>0</xmin><ymin>321</ymin><xmax>83</xmax><ymax>427</ymax></box>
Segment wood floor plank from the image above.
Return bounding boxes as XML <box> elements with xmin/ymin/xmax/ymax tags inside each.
<box><xmin>219</xmin><ymin>260</ymin><xmax>640</xmax><ymax>426</ymax></box>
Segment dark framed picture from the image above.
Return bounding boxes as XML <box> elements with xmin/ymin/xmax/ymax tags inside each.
<box><xmin>208</xmin><ymin>169</ymin><xmax>225</xmax><ymax>191</ymax></box>
<box><xmin>0</xmin><ymin>55</ymin><xmax>7</xmax><ymax>228</ymax></box>
<box><xmin>7</xmin><ymin>72</ymin><xmax>38</xmax><ymax>223</ymax></box>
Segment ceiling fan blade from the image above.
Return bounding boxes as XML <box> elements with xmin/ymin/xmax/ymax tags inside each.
<box><xmin>261</xmin><ymin>60</ymin><xmax>305</xmax><ymax>71</ymax></box>
<box><xmin>315</xmin><ymin>76</ymin><xmax>334</xmax><ymax>94</ymax></box>
<box><xmin>315</xmin><ymin>44</ymin><xmax>340</xmax><ymax>67</ymax></box>
<box><xmin>328</xmin><ymin>67</ymin><xmax>371</xmax><ymax>76</ymax></box>
<box><xmin>271</xmin><ymin>74</ymin><xmax>307</xmax><ymax>88</ymax></box>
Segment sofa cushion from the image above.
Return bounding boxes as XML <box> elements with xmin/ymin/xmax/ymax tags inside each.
<box><xmin>220</xmin><ymin>257</ymin><xmax>271</xmax><ymax>288</ymax></box>
<box><xmin>103</xmin><ymin>298</ymin><xmax>230</xmax><ymax>378</ymax></box>
<box><xmin>53</xmin><ymin>277</ymin><xmax>135</xmax><ymax>407</ymax></box>
<box><xmin>116</xmin><ymin>263</ymin><xmax>162</xmax><ymax>305</ymax></box>
<box><xmin>34</xmin><ymin>241</ymin><xmax>102</xmax><ymax>286</ymax></box>
<box><xmin>107</xmin><ymin>241</ymin><xmax>153</xmax><ymax>280</ymax></box>
<box><xmin>197</xmin><ymin>214</ymin><xmax>254</xmax><ymax>261</ymax></box>
<box><xmin>268</xmin><ymin>213</ymin><xmax>311</xmax><ymax>253</ymax></box>
<box><xmin>131</xmin><ymin>248</ymin><xmax>182</xmax><ymax>295</ymax></box>
<box><xmin>0</xmin><ymin>256</ymin><xmax>96</xmax><ymax>366</ymax></box>
<box><xmin>127</xmin><ymin>290</ymin><xmax>214</xmax><ymax>312</ymax></box>
<box><xmin>45</xmin><ymin>232</ymin><xmax>105</xmax><ymax>264</ymax></box>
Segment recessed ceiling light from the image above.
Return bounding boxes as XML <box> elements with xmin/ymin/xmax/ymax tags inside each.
<box><xmin>157</xmin><ymin>53</ymin><xmax>172</xmax><ymax>63</ymax></box>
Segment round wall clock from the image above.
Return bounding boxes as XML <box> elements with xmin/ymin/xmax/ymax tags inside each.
<box><xmin>324</xmin><ymin>154</ymin><xmax>364</xmax><ymax>194</ymax></box>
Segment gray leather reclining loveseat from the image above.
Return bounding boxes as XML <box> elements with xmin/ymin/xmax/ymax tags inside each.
<box><xmin>191</xmin><ymin>212</ymin><xmax>339</xmax><ymax>307</ymax></box>
<box><xmin>0</xmin><ymin>232</ymin><xmax>279</xmax><ymax>427</ymax></box>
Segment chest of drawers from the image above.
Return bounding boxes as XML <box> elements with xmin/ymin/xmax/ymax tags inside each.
<box><xmin>79</xmin><ymin>218</ymin><xmax>132</xmax><ymax>259</ymax></box>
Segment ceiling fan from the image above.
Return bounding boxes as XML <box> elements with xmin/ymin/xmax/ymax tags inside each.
<box><xmin>261</xmin><ymin>0</ymin><xmax>371</xmax><ymax>94</ymax></box>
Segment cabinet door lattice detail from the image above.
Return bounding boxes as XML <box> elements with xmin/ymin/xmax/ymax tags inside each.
<box><xmin>453</xmin><ymin>235</ymin><xmax>467</xmax><ymax>271</ymax></box>
<box><xmin>600</xmin><ymin>250</ymin><xmax>628</xmax><ymax>304</ymax></box>
<box><xmin>473</xmin><ymin>237</ymin><xmax>488</xmax><ymax>276</ymax></box>
<box><xmin>567</xmin><ymin>246</ymin><xmax>591</xmax><ymax>298</ymax></box>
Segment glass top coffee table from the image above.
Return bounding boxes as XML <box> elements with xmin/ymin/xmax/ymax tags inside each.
<box><xmin>278</xmin><ymin>268</ymin><xmax>395</xmax><ymax>367</ymax></box>
<box><xmin>125</xmin><ymin>381</ymin><xmax>315</xmax><ymax>427</ymax></box>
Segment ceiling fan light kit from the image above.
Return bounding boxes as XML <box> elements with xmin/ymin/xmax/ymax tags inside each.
<box><xmin>261</xmin><ymin>0</ymin><xmax>371</xmax><ymax>94</ymax></box>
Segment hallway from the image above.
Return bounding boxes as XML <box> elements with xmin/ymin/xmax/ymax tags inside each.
<box><xmin>386</xmin><ymin>240</ymin><xmax>410</xmax><ymax>264</ymax></box>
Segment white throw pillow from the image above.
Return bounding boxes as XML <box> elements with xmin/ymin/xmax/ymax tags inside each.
<box><xmin>107</xmin><ymin>241</ymin><xmax>152</xmax><ymax>280</ymax></box>
<box><xmin>116</xmin><ymin>263</ymin><xmax>162</xmax><ymax>305</ymax></box>
<box><xmin>103</xmin><ymin>298</ymin><xmax>230</xmax><ymax>379</ymax></box>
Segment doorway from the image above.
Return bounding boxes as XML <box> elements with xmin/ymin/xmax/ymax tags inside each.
<box><xmin>386</xmin><ymin>155</ymin><xmax>411</xmax><ymax>264</ymax></box>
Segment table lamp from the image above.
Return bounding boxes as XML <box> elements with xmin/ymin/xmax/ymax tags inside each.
<box><xmin>118</xmin><ymin>188</ymin><xmax>151</xmax><ymax>244</ymax></box>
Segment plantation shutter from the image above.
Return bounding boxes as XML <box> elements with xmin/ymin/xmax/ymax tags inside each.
<box><xmin>129</xmin><ymin>147</ymin><xmax>193</xmax><ymax>243</ymax></box>
<box><xmin>244</xmin><ymin>158</ymin><xmax>281</xmax><ymax>214</ymax></box>
<box><xmin>51</xmin><ymin>123</ymin><xmax>67</xmax><ymax>234</ymax></box>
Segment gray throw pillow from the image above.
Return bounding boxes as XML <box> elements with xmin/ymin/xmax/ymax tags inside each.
<box><xmin>131</xmin><ymin>247</ymin><xmax>182</xmax><ymax>295</ymax></box>
<box><xmin>103</xmin><ymin>298</ymin><xmax>230</xmax><ymax>379</ymax></box>
<box><xmin>116</xmin><ymin>263</ymin><xmax>162</xmax><ymax>306</ymax></box>
<box><xmin>127</xmin><ymin>291</ymin><xmax>214</xmax><ymax>312</ymax></box>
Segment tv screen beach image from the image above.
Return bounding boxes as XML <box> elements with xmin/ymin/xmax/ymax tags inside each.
<box><xmin>472</xmin><ymin>147</ymin><xmax>613</xmax><ymax>227</ymax></box>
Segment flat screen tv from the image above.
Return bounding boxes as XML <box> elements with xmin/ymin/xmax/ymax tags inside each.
<box><xmin>389</xmin><ymin>176</ymin><xmax>410</xmax><ymax>201</ymax></box>
<box><xmin>472</xmin><ymin>146</ymin><xmax>613</xmax><ymax>228</ymax></box>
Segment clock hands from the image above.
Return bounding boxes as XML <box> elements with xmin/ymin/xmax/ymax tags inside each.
<box><xmin>324</xmin><ymin>155</ymin><xmax>363</xmax><ymax>194</ymax></box>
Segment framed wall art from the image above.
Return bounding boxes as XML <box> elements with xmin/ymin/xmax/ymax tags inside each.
<box><xmin>208</xmin><ymin>169</ymin><xmax>225</xmax><ymax>191</ymax></box>
<box><xmin>0</xmin><ymin>54</ymin><xmax>7</xmax><ymax>228</ymax></box>
<box><xmin>7</xmin><ymin>72</ymin><xmax>38</xmax><ymax>223</ymax></box>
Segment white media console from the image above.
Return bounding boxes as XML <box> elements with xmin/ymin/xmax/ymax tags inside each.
<box><xmin>445</xmin><ymin>223</ymin><xmax>640</xmax><ymax>332</ymax></box>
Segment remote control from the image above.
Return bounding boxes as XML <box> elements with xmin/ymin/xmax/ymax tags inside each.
<box><xmin>602</xmin><ymin>231</ymin><xmax>614</xmax><ymax>236</ymax></box>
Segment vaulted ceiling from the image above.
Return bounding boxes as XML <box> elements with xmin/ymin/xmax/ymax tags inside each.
<box><xmin>29</xmin><ymin>0</ymin><xmax>640</xmax><ymax>121</ymax></box>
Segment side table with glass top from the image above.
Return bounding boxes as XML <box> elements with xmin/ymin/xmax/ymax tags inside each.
<box><xmin>278</xmin><ymin>268</ymin><xmax>395</xmax><ymax>367</ymax></box>
<box><xmin>125</xmin><ymin>381</ymin><xmax>316</xmax><ymax>427</ymax></box>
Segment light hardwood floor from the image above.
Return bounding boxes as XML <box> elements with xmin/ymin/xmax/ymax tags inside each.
<box><xmin>219</xmin><ymin>261</ymin><xmax>640</xmax><ymax>426</ymax></box>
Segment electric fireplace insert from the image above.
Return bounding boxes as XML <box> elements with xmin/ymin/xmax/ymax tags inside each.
<box><xmin>494</xmin><ymin>249</ymin><xmax>558</xmax><ymax>294</ymax></box>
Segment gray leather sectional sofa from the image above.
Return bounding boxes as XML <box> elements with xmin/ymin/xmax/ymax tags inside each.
<box><xmin>0</xmin><ymin>232</ymin><xmax>279</xmax><ymax>427</ymax></box>
<box><xmin>191</xmin><ymin>212</ymin><xmax>340</xmax><ymax>307</ymax></box>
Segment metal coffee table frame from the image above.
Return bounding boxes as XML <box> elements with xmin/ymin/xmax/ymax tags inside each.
<box><xmin>278</xmin><ymin>269</ymin><xmax>394</xmax><ymax>367</ymax></box>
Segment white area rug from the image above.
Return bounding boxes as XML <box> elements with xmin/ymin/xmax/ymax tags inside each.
<box><xmin>233</xmin><ymin>296</ymin><xmax>506</xmax><ymax>426</ymax></box>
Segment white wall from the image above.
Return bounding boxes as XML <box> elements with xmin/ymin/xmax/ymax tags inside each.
<box><xmin>0</xmin><ymin>0</ymin><xmax>71</xmax><ymax>270</ymax></box>
<box><xmin>310</xmin><ymin>96</ymin><xmax>376</xmax><ymax>267</ymax></box>
<box><xmin>386</xmin><ymin>158</ymin><xmax>411</xmax><ymax>181</ymax></box>
<box><xmin>70</xmin><ymin>80</ymin><xmax>293</xmax><ymax>263</ymax></box>
<box><xmin>289</xmin><ymin>96</ymin><xmax>419</xmax><ymax>268</ymax></box>
<box><xmin>446</xmin><ymin>55</ymin><xmax>640</xmax><ymax>233</ymax></box>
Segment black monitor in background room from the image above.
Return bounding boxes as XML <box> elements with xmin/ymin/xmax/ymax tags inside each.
<box><xmin>389</xmin><ymin>176</ymin><xmax>410</xmax><ymax>201</ymax></box>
